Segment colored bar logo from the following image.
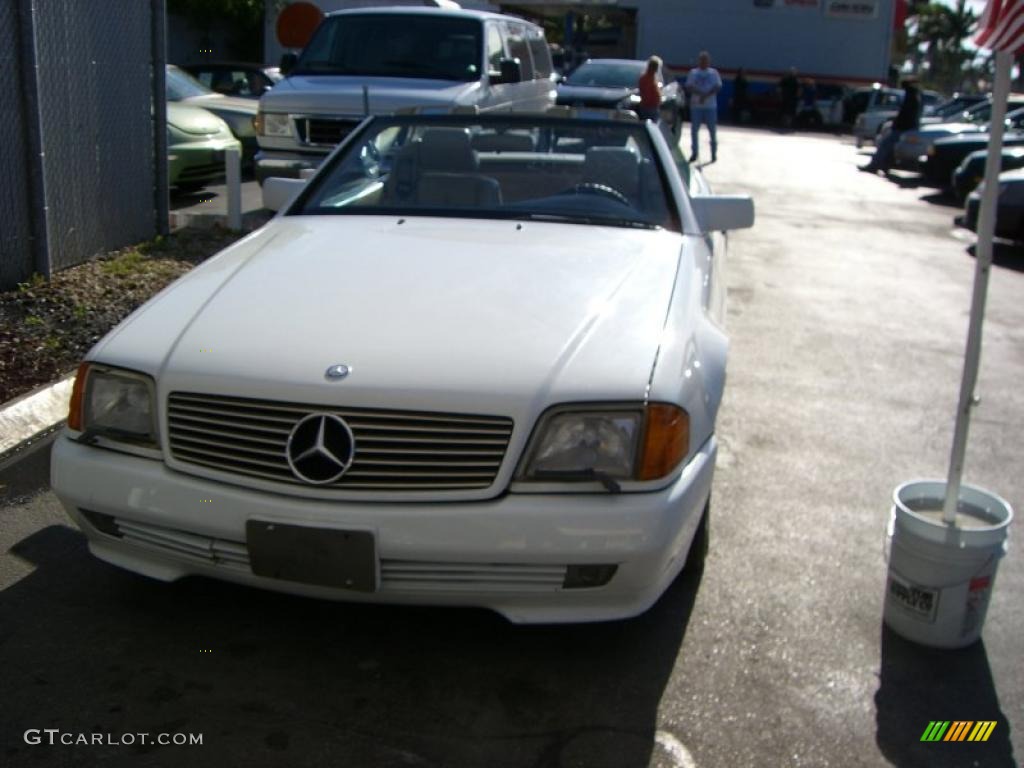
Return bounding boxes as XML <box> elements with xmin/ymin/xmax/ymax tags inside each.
<box><xmin>920</xmin><ymin>721</ymin><xmax>997</xmax><ymax>742</ymax></box>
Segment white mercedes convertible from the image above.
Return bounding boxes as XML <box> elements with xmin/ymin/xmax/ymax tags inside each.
<box><xmin>51</xmin><ymin>111</ymin><xmax>753</xmax><ymax>623</ymax></box>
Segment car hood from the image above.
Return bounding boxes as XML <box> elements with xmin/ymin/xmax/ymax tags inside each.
<box><xmin>93</xmin><ymin>216</ymin><xmax>684</xmax><ymax>417</ymax></box>
<box><xmin>556</xmin><ymin>84</ymin><xmax>631</xmax><ymax>104</ymax></box>
<box><xmin>935</xmin><ymin>131</ymin><xmax>1024</xmax><ymax>150</ymax></box>
<box><xmin>919</xmin><ymin>121</ymin><xmax>980</xmax><ymax>137</ymax></box>
<box><xmin>261</xmin><ymin>76</ymin><xmax>481</xmax><ymax>114</ymax></box>
<box><xmin>179</xmin><ymin>93</ymin><xmax>257</xmax><ymax>116</ymax></box>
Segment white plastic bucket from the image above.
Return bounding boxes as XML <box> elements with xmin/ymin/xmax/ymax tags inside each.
<box><xmin>883</xmin><ymin>480</ymin><xmax>1013</xmax><ymax>649</ymax></box>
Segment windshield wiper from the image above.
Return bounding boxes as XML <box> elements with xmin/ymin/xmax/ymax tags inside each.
<box><xmin>533</xmin><ymin>468</ymin><xmax>622</xmax><ymax>493</ymax></box>
<box><xmin>513</xmin><ymin>212</ymin><xmax>656</xmax><ymax>230</ymax></box>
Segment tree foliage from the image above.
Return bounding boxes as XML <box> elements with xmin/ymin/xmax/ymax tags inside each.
<box><xmin>167</xmin><ymin>0</ymin><xmax>265</xmax><ymax>29</ymax></box>
<box><xmin>907</xmin><ymin>0</ymin><xmax>979</xmax><ymax>92</ymax></box>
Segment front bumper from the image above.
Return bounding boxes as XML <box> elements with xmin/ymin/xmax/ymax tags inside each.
<box><xmin>168</xmin><ymin>137</ymin><xmax>241</xmax><ymax>187</ymax></box>
<box><xmin>254</xmin><ymin>148</ymin><xmax>327</xmax><ymax>183</ymax></box>
<box><xmin>51</xmin><ymin>435</ymin><xmax>717</xmax><ymax>623</ymax></box>
<box><xmin>963</xmin><ymin>194</ymin><xmax>1024</xmax><ymax>240</ymax></box>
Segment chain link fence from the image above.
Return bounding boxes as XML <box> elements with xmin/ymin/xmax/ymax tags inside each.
<box><xmin>0</xmin><ymin>0</ymin><xmax>167</xmax><ymax>290</ymax></box>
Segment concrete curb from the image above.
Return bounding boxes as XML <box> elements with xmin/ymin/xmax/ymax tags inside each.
<box><xmin>0</xmin><ymin>372</ymin><xmax>75</xmax><ymax>463</ymax></box>
<box><xmin>168</xmin><ymin>209</ymin><xmax>271</xmax><ymax>232</ymax></box>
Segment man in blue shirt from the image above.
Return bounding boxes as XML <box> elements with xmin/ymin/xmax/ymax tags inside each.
<box><xmin>685</xmin><ymin>51</ymin><xmax>723</xmax><ymax>163</ymax></box>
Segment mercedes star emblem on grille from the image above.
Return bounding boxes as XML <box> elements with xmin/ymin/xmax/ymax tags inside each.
<box><xmin>286</xmin><ymin>413</ymin><xmax>356</xmax><ymax>484</ymax></box>
<box><xmin>325</xmin><ymin>364</ymin><xmax>351</xmax><ymax>381</ymax></box>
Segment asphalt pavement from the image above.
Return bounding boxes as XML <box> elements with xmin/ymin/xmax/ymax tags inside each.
<box><xmin>1</xmin><ymin>126</ymin><xmax>1021</xmax><ymax>767</ymax></box>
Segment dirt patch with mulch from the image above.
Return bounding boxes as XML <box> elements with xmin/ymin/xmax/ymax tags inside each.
<box><xmin>0</xmin><ymin>228</ymin><xmax>243</xmax><ymax>404</ymax></box>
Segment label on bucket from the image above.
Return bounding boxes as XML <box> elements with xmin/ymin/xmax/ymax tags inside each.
<box><xmin>888</xmin><ymin>574</ymin><xmax>939</xmax><ymax>623</ymax></box>
<box><xmin>961</xmin><ymin>575</ymin><xmax>993</xmax><ymax>638</ymax></box>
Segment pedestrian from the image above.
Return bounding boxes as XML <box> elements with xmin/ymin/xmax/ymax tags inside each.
<box><xmin>732</xmin><ymin>67</ymin><xmax>749</xmax><ymax>123</ymax></box>
<box><xmin>797</xmin><ymin>78</ymin><xmax>817</xmax><ymax>127</ymax></box>
<box><xmin>859</xmin><ymin>76</ymin><xmax>921</xmax><ymax>174</ymax></box>
<box><xmin>779</xmin><ymin>67</ymin><xmax>799</xmax><ymax>128</ymax></box>
<box><xmin>636</xmin><ymin>55</ymin><xmax>662</xmax><ymax>122</ymax></box>
<box><xmin>684</xmin><ymin>50</ymin><xmax>722</xmax><ymax>162</ymax></box>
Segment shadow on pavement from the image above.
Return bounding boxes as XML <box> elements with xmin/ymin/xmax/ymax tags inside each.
<box><xmin>875</xmin><ymin>625</ymin><xmax>1016</xmax><ymax>768</ymax></box>
<box><xmin>917</xmin><ymin>191</ymin><xmax>961</xmax><ymax>209</ymax></box>
<box><xmin>0</xmin><ymin>523</ymin><xmax>702</xmax><ymax>767</ymax></box>
<box><xmin>966</xmin><ymin>242</ymin><xmax>1024</xmax><ymax>273</ymax></box>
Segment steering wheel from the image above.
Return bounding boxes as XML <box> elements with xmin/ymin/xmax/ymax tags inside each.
<box><xmin>570</xmin><ymin>182</ymin><xmax>631</xmax><ymax>206</ymax></box>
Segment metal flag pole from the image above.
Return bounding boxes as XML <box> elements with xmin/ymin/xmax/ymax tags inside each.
<box><xmin>942</xmin><ymin>49</ymin><xmax>1013</xmax><ymax>524</ymax></box>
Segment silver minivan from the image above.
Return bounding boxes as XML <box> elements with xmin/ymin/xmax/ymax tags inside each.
<box><xmin>255</xmin><ymin>7</ymin><xmax>555</xmax><ymax>182</ymax></box>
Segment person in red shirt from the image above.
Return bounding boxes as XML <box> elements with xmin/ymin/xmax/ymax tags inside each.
<box><xmin>637</xmin><ymin>56</ymin><xmax>662</xmax><ymax>122</ymax></box>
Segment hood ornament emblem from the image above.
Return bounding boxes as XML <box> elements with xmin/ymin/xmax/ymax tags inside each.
<box><xmin>286</xmin><ymin>413</ymin><xmax>356</xmax><ymax>484</ymax></box>
<box><xmin>325</xmin><ymin>364</ymin><xmax>351</xmax><ymax>381</ymax></box>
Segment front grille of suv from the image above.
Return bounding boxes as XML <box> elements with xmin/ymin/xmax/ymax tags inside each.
<box><xmin>296</xmin><ymin>117</ymin><xmax>362</xmax><ymax>147</ymax></box>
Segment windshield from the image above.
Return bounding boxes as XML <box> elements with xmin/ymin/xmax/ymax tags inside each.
<box><xmin>292</xmin><ymin>117</ymin><xmax>678</xmax><ymax>232</ymax></box>
<box><xmin>565</xmin><ymin>61</ymin><xmax>646</xmax><ymax>89</ymax></box>
<box><xmin>165</xmin><ymin>65</ymin><xmax>214</xmax><ymax>100</ymax></box>
<box><xmin>964</xmin><ymin>101</ymin><xmax>992</xmax><ymax>123</ymax></box>
<box><xmin>294</xmin><ymin>14</ymin><xmax>482</xmax><ymax>82</ymax></box>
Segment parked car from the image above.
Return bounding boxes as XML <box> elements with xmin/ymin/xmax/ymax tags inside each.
<box><xmin>51</xmin><ymin>111</ymin><xmax>754</xmax><ymax>624</ymax></box>
<box><xmin>893</xmin><ymin>98</ymin><xmax>1024</xmax><ymax>169</ymax></box>
<box><xmin>166</xmin><ymin>102</ymin><xmax>241</xmax><ymax>193</ymax></box>
<box><xmin>796</xmin><ymin>83</ymin><xmax>847</xmax><ymax>129</ymax></box>
<box><xmin>921</xmin><ymin>108</ymin><xmax>1024</xmax><ymax>187</ymax></box>
<box><xmin>555</xmin><ymin>58</ymin><xmax>682</xmax><ymax>133</ymax></box>
<box><xmin>256</xmin><ymin>7</ymin><xmax>555</xmax><ymax>183</ymax></box>
<box><xmin>166</xmin><ymin>65</ymin><xmax>259</xmax><ymax>163</ymax></box>
<box><xmin>952</xmin><ymin>146</ymin><xmax>1024</xmax><ymax>201</ymax></box>
<box><xmin>181</xmin><ymin>61</ymin><xmax>282</xmax><ymax>99</ymax></box>
<box><xmin>852</xmin><ymin>85</ymin><xmax>940</xmax><ymax>147</ymax></box>
<box><xmin>963</xmin><ymin>168</ymin><xmax>1024</xmax><ymax>241</ymax></box>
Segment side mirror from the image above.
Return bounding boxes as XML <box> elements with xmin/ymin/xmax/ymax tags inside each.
<box><xmin>262</xmin><ymin>177</ymin><xmax>306</xmax><ymax>212</ymax></box>
<box><xmin>280</xmin><ymin>52</ymin><xmax>298</xmax><ymax>76</ymax></box>
<box><xmin>497</xmin><ymin>58</ymin><xmax>522</xmax><ymax>85</ymax></box>
<box><xmin>691</xmin><ymin>195</ymin><xmax>755</xmax><ymax>233</ymax></box>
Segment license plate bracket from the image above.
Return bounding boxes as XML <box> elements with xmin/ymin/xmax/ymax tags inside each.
<box><xmin>246</xmin><ymin>521</ymin><xmax>377</xmax><ymax>592</ymax></box>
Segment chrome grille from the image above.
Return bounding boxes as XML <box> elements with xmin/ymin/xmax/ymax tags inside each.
<box><xmin>167</xmin><ymin>392</ymin><xmax>514</xmax><ymax>491</ymax></box>
<box><xmin>298</xmin><ymin>117</ymin><xmax>361</xmax><ymax>147</ymax></box>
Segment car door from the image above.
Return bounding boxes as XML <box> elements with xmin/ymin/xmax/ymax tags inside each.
<box><xmin>479</xmin><ymin>21</ymin><xmax>513</xmax><ymax>111</ymax></box>
<box><xmin>502</xmin><ymin>21</ymin><xmax>537</xmax><ymax>111</ymax></box>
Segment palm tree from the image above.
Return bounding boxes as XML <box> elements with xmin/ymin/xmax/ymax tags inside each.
<box><xmin>908</xmin><ymin>0</ymin><xmax>979</xmax><ymax>92</ymax></box>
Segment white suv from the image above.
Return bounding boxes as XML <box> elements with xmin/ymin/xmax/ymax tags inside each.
<box><xmin>255</xmin><ymin>7</ymin><xmax>555</xmax><ymax>182</ymax></box>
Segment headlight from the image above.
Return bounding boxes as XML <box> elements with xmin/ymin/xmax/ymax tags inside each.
<box><xmin>927</xmin><ymin>146</ymin><xmax>937</xmax><ymax>157</ymax></box>
<box><xmin>517</xmin><ymin>403</ymin><xmax>689</xmax><ymax>487</ymax></box>
<box><xmin>68</xmin><ymin>363</ymin><xmax>158</xmax><ymax>448</ymax></box>
<box><xmin>256</xmin><ymin>112</ymin><xmax>292</xmax><ymax>138</ymax></box>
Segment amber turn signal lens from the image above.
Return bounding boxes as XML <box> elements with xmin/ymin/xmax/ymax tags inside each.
<box><xmin>636</xmin><ymin>403</ymin><xmax>689</xmax><ymax>481</ymax></box>
<box><xmin>67</xmin><ymin>362</ymin><xmax>90</xmax><ymax>431</ymax></box>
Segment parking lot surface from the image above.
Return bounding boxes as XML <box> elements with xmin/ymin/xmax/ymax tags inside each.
<box><xmin>1</xmin><ymin>126</ymin><xmax>1021</xmax><ymax>767</ymax></box>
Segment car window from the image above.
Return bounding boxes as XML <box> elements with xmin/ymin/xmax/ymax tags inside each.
<box><xmin>565</xmin><ymin>61</ymin><xmax>645</xmax><ymax>88</ymax></box>
<box><xmin>165</xmin><ymin>66</ymin><xmax>214</xmax><ymax>100</ymax></box>
<box><xmin>295</xmin><ymin>14</ymin><xmax>483</xmax><ymax>82</ymax></box>
<box><xmin>486</xmin><ymin>23</ymin><xmax>505</xmax><ymax>77</ymax></box>
<box><xmin>527</xmin><ymin>30</ymin><xmax>552</xmax><ymax>80</ymax></box>
<box><xmin>879</xmin><ymin>92</ymin><xmax>902</xmax><ymax>108</ymax></box>
<box><xmin>295</xmin><ymin>117</ymin><xmax>679</xmax><ymax>232</ymax></box>
<box><xmin>504</xmin><ymin>23</ymin><xmax>534</xmax><ymax>80</ymax></box>
<box><xmin>966</xmin><ymin>103</ymin><xmax>992</xmax><ymax>123</ymax></box>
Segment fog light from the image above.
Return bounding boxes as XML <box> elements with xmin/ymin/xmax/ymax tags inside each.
<box><xmin>563</xmin><ymin>564</ymin><xmax>617</xmax><ymax>589</ymax></box>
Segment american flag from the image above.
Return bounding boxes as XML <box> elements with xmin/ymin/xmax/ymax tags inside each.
<box><xmin>975</xmin><ymin>0</ymin><xmax>1024</xmax><ymax>53</ymax></box>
